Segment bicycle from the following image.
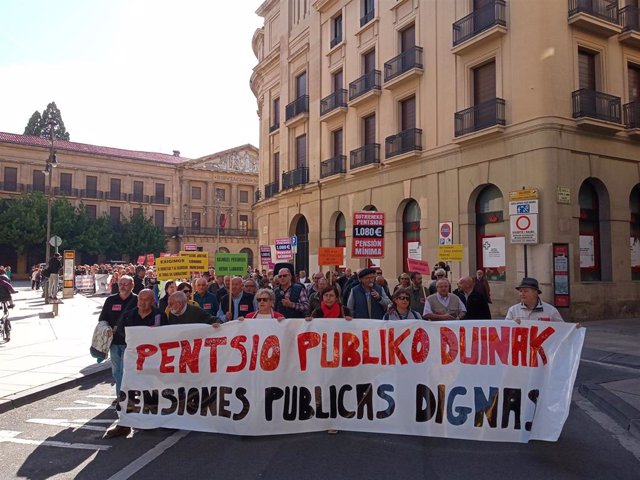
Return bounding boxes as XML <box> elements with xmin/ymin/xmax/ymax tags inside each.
<box><xmin>0</xmin><ymin>301</ymin><xmax>11</xmax><ymax>342</ymax></box>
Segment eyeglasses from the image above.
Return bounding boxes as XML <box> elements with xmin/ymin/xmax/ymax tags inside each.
<box><xmin>257</xmin><ymin>298</ymin><xmax>271</xmax><ymax>302</ymax></box>
<box><xmin>278</xmin><ymin>274</ymin><xmax>289</xmax><ymax>278</ymax></box>
<box><xmin>183</xmin><ymin>290</ymin><xmax>192</xmax><ymax>294</ymax></box>
<box><xmin>436</xmin><ymin>274</ymin><xmax>445</xmax><ymax>277</ymax></box>
<box><xmin>397</xmin><ymin>296</ymin><xmax>410</xmax><ymax>301</ymax></box>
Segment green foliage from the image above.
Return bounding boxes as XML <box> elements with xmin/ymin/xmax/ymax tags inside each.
<box><xmin>116</xmin><ymin>210</ymin><xmax>167</xmax><ymax>259</ymax></box>
<box><xmin>23</xmin><ymin>101</ymin><xmax>70</xmax><ymax>140</ymax></box>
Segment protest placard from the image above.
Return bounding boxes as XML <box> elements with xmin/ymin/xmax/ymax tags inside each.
<box><xmin>155</xmin><ymin>256</ymin><xmax>190</xmax><ymax>280</ymax></box>
<box><xmin>179</xmin><ymin>251</ymin><xmax>209</xmax><ymax>272</ymax></box>
<box><xmin>215</xmin><ymin>253</ymin><xmax>248</xmax><ymax>275</ymax></box>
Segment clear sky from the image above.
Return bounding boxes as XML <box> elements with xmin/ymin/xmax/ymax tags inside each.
<box><xmin>0</xmin><ymin>1</ymin><xmax>263</xmax><ymax>159</ymax></box>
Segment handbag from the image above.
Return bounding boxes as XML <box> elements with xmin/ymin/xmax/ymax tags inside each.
<box><xmin>90</xmin><ymin>321</ymin><xmax>113</xmax><ymax>363</ymax></box>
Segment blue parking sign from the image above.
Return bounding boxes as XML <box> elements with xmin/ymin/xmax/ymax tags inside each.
<box><xmin>291</xmin><ymin>235</ymin><xmax>298</xmax><ymax>247</ymax></box>
<box><xmin>517</xmin><ymin>204</ymin><xmax>530</xmax><ymax>214</ymax></box>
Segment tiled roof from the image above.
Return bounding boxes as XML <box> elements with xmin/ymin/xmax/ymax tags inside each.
<box><xmin>0</xmin><ymin>131</ymin><xmax>190</xmax><ymax>165</ymax></box>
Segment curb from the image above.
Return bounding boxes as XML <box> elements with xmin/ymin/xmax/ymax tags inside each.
<box><xmin>579</xmin><ymin>381</ymin><xmax>640</xmax><ymax>440</ymax></box>
<box><xmin>581</xmin><ymin>347</ymin><xmax>640</xmax><ymax>369</ymax></box>
<box><xmin>0</xmin><ymin>364</ymin><xmax>111</xmax><ymax>415</ymax></box>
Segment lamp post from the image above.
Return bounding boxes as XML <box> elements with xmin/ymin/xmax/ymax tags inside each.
<box><xmin>43</xmin><ymin>120</ymin><xmax>58</xmax><ymax>263</ymax></box>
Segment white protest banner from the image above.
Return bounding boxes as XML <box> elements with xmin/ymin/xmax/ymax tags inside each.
<box><xmin>95</xmin><ymin>274</ymin><xmax>110</xmax><ymax>294</ymax></box>
<box><xmin>75</xmin><ymin>275</ymin><xmax>95</xmax><ymax>293</ymax></box>
<box><xmin>118</xmin><ymin>319</ymin><xmax>584</xmax><ymax>443</ymax></box>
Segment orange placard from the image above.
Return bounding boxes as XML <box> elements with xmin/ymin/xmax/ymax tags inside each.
<box><xmin>318</xmin><ymin>247</ymin><xmax>344</xmax><ymax>266</ymax></box>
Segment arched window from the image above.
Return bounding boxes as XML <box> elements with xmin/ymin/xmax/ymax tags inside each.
<box><xmin>335</xmin><ymin>213</ymin><xmax>346</xmax><ymax>247</ymax></box>
<box><xmin>217</xmin><ymin>247</ymin><xmax>230</xmax><ymax>254</ymax></box>
<box><xmin>362</xmin><ymin>204</ymin><xmax>377</xmax><ymax>211</ymax></box>
<box><xmin>475</xmin><ymin>185</ymin><xmax>505</xmax><ymax>281</ymax></box>
<box><xmin>240</xmin><ymin>248</ymin><xmax>254</xmax><ymax>269</ymax></box>
<box><xmin>579</xmin><ymin>181</ymin><xmax>601</xmax><ymax>281</ymax></box>
<box><xmin>403</xmin><ymin>200</ymin><xmax>421</xmax><ymax>268</ymax></box>
<box><xmin>295</xmin><ymin>216</ymin><xmax>309</xmax><ymax>275</ymax></box>
<box><xmin>630</xmin><ymin>184</ymin><xmax>640</xmax><ymax>280</ymax></box>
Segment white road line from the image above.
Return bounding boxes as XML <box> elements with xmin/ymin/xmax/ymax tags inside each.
<box><xmin>581</xmin><ymin>358</ymin><xmax>640</xmax><ymax>374</ymax></box>
<box><xmin>106</xmin><ymin>430</ymin><xmax>190</xmax><ymax>480</ymax></box>
<box><xmin>27</xmin><ymin>418</ymin><xmax>112</xmax><ymax>432</ymax></box>
<box><xmin>86</xmin><ymin>395</ymin><xmax>115</xmax><ymax>399</ymax></box>
<box><xmin>0</xmin><ymin>430</ymin><xmax>110</xmax><ymax>451</ymax></box>
<box><xmin>56</xmin><ymin>400</ymin><xmax>114</xmax><ymax>411</ymax></box>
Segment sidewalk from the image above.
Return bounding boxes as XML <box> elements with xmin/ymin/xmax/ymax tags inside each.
<box><xmin>1</xmin><ymin>284</ymin><xmax>639</xmax><ymax>438</ymax></box>
<box><xmin>0</xmin><ymin>282</ymin><xmax>111</xmax><ymax>413</ymax></box>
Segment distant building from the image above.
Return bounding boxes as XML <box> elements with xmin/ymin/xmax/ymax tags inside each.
<box><xmin>0</xmin><ymin>132</ymin><xmax>259</xmax><ymax>275</ymax></box>
<box><xmin>250</xmin><ymin>0</ymin><xmax>640</xmax><ymax>319</ymax></box>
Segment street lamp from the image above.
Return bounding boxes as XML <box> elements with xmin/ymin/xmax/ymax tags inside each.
<box><xmin>43</xmin><ymin>120</ymin><xmax>58</xmax><ymax>263</ymax></box>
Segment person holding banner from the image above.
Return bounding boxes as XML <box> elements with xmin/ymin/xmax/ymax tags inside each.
<box><xmin>383</xmin><ymin>288</ymin><xmax>423</xmax><ymax>320</ymax></box>
<box><xmin>273</xmin><ymin>266</ymin><xmax>309</xmax><ymax>319</ymax></box>
<box><xmin>193</xmin><ymin>277</ymin><xmax>219</xmax><ymax>319</ymax></box>
<box><xmin>309</xmin><ymin>285</ymin><xmax>352</xmax><ymax>320</ymax></box>
<box><xmin>219</xmin><ymin>277</ymin><xmax>255</xmax><ymax>322</ymax></box>
<box><xmin>347</xmin><ymin>268</ymin><xmax>391</xmax><ymax>320</ymax></box>
<box><xmin>243</xmin><ymin>289</ymin><xmax>284</xmax><ymax>320</ymax></box>
<box><xmin>506</xmin><ymin>277</ymin><xmax>565</xmax><ymax>323</ymax></box>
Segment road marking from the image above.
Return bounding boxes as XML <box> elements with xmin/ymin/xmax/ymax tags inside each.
<box><xmin>106</xmin><ymin>430</ymin><xmax>190</xmax><ymax>480</ymax></box>
<box><xmin>581</xmin><ymin>358</ymin><xmax>640</xmax><ymax>374</ymax></box>
<box><xmin>86</xmin><ymin>395</ymin><xmax>114</xmax><ymax>399</ymax></box>
<box><xmin>0</xmin><ymin>430</ymin><xmax>110</xmax><ymax>451</ymax></box>
<box><xmin>56</xmin><ymin>400</ymin><xmax>113</xmax><ymax>411</ymax></box>
<box><xmin>27</xmin><ymin>418</ymin><xmax>113</xmax><ymax>432</ymax></box>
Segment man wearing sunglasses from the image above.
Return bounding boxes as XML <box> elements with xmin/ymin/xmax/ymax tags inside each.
<box><xmin>273</xmin><ymin>265</ymin><xmax>309</xmax><ymax>318</ymax></box>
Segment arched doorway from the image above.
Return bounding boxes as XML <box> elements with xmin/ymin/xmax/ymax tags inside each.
<box><xmin>475</xmin><ymin>185</ymin><xmax>505</xmax><ymax>281</ymax></box>
<box><xmin>335</xmin><ymin>212</ymin><xmax>346</xmax><ymax>247</ymax></box>
<box><xmin>240</xmin><ymin>247</ymin><xmax>254</xmax><ymax>270</ymax></box>
<box><xmin>217</xmin><ymin>247</ymin><xmax>230</xmax><ymax>254</ymax></box>
<box><xmin>579</xmin><ymin>179</ymin><xmax>608</xmax><ymax>282</ymax></box>
<box><xmin>294</xmin><ymin>216</ymin><xmax>309</xmax><ymax>275</ymax></box>
<box><xmin>403</xmin><ymin>200</ymin><xmax>421</xmax><ymax>270</ymax></box>
<box><xmin>631</xmin><ymin>184</ymin><xmax>640</xmax><ymax>281</ymax></box>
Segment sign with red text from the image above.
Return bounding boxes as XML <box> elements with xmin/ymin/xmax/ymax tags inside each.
<box><xmin>407</xmin><ymin>258</ymin><xmax>430</xmax><ymax>275</ymax></box>
<box><xmin>260</xmin><ymin>245</ymin><xmax>272</xmax><ymax>265</ymax></box>
<box><xmin>275</xmin><ymin>238</ymin><xmax>293</xmax><ymax>260</ymax></box>
<box><xmin>136</xmin><ymin>255</ymin><xmax>145</xmax><ymax>265</ymax></box>
<box><xmin>146</xmin><ymin>253</ymin><xmax>155</xmax><ymax>266</ymax></box>
<box><xmin>352</xmin><ymin>211</ymin><xmax>385</xmax><ymax>258</ymax></box>
<box><xmin>118</xmin><ymin>319</ymin><xmax>584</xmax><ymax>442</ymax></box>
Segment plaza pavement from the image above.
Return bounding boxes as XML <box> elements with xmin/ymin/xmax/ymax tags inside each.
<box><xmin>0</xmin><ymin>280</ymin><xmax>639</xmax><ymax>439</ymax></box>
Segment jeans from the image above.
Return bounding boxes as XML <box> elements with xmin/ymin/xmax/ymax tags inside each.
<box><xmin>49</xmin><ymin>273</ymin><xmax>59</xmax><ymax>298</ymax></box>
<box><xmin>110</xmin><ymin>344</ymin><xmax>127</xmax><ymax>396</ymax></box>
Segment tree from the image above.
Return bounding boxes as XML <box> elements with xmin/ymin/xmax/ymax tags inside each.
<box><xmin>117</xmin><ymin>211</ymin><xmax>167</xmax><ymax>260</ymax></box>
<box><xmin>22</xmin><ymin>101</ymin><xmax>70</xmax><ymax>140</ymax></box>
<box><xmin>23</xmin><ymin>111</ymin><xmax>42</xmax><ymax>136</ymax></box>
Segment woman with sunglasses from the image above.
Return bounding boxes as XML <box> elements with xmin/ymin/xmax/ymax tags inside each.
<box><xmin>243</xmin><ymin>288</ymin><xmax>284</xmax><ymax>320</ymax></box>
<box><xmin>393</xmin><ymin>273</ymin><xmax>411</xmax><ymax>294</ymax></box>
<box><xmin>308</xmin><ymin>285</ymin><xmax>352</xmax><ymax>320</ymax></box>
<box><xmin>383</xmin><ymin>287</ymin><xmax>422</xmax><ymax>320</ymax></box>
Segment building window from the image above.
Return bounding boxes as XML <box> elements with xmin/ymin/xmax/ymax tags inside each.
<box><xmin>86</xmin><ymin>175</ymin><xmax>97</xmax><ymax>197</ymax></box>
<box><xmin>628</xmin><ymin>63</ymin><xmax>640</xmax><ymax>102</ymax></box>
<box><xmin>154</xmin><ymin>210</ymin><xmax>165</xmax><ymax>228</ymax></box>
<box><xmin>191</xmin><ymin>212</ymin><xmax>201</xmax><ymax>231</ymax></box>
<box><xmin>331</xmin><ymin>14</ymin><xmax>343</xmax><ymax>48</ymax></box>
<box><xmin>333</xmin><ymin>129</ymin><xmax>344</xmax><ymax>156</ymax></box>
<box><xmin>215</xmin><ymin>188</ymin><xmax>226</xmax><ymax>201</ymax></box>
<box><xmin>332</xmin><ymin>69</ymin><xmax>343</xmax><ymax>93</ymax></box>
<box><xmin>155</xmin><ymin>183</ymin><xmax>165</xmax><ymax>202</ymax></box>
<box><xmin>33</xmin><ymin>170</ymin><xmax>45</xmax><ymax>192</ymax></box>
<box><xmin>110</xmin><ymin>178</ymin><xmax>121</xmax><ymax>199</ymax></box>
<box><xmin>361</xmin><ymin>0</ymin><xmax>375</xmax><ymax>26</ymax></box>
<box><xmin>133</xmin><ymin>207</ymin><xmax>143</xmax><ymax>217</ymax></box>
<box><xmin>192</xmin><ymin>186</ymin><xmax>202</xmax><ymax>200</ymax></box>
<box><xmin>296</xmin><ymin>134</ymin><xmax>307</xmax><ymax>168</ymax></box>
<box><xmin>578</xmin><ymin>48</ymin><xmax>597</xmax><ymax>91</ymax></box>
<box><xmin>240</xmin><ymin>247</ymin><xmax>254</xmax><ymax>268</ymax></box>
<box><xmin>400</xmin><ymin>23</ymin><xmax>415</xmax><ymax>52</ymax></box>
<box><xmin>60</xmin><ymin>173</ymin><xmax>72</xmax><ymax>195</ymax></box>
<box><xmin>239</xmin><ymin>190</ymin><xmax>249</xmax><ymax>203</ymax></box>
<box><xmin>335</xmin><ymin>212</ymin><xmax>346</xmax><ymax>247</ymax></box>
<box><xmin>363</xmin><ymin>49</ymin><xmax>375</xmax><ymax>74</ymax></box>
<box><xmin>473</xmin><ymin>60</ymin><xmax>496</xmax><ymax>106</ymax></box>
<box><xmin>296</xmin><ymin>71</ymin><xmax>307</xmax><ymax>98</ymax></box>
<box><xmin>86</xmin><ymin>205</ymin><xmax>97</xmax><ymax>220</ymax></box>
<box><xmin>133</xmin><ymin>181</ymin><xmax>144</xmax><ymax>202</ymax></box>
<box><xmin>400</xmin><ymin>96</ymin><xmax>416</xmax><ymax>131</ymax></box>
<box><xmin>631</xmin><ymin>184</ymin><xmax>640</xmax><ymax>281</ymax></box>
<box><xmin>110</xmin><ymin>206</ymin><xmax>121</xmax><ymax>226</ymax></box>
<box><xmin>273</xmin><ymin>152</ymin><xmax>280</xmax><ymax>183</ymax></box>
<box><xmin>239</xmin><ymin>214</ymin><xmax>249</xmax><ymax>230</ymax></box>
<box><xmin>363</xmin><ymin>114</ymin><xmax>376</xmax><ymax>145</ymax></box>
<box><xmin>272</xmin><ymin>97</ymin><xmax>280</xmax><ymax>130</ymax></box>
<box><xmin>579</xmin><ymin>179</ymin><xmax>611</xmax><ymax>282</ymax></box>
<box><xmin>3</xmin><ymin>167</ymin><xmax>17</xmax><ymax>191</ymax></box>
<box><xmin>475</xmin><ymin>185</ymin><xmax>505</xmax><ymax>281</ymax></box>
<box><xmin>403</xmin><ymin>200</ymin><xmax>421</xmax><ymax>266</ymax></box>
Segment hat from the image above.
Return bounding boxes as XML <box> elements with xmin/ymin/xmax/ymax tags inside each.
<box><xmin>358</xmin><ymin>268</ymin><xmax>377</xmax><ymax>279</ymax></box>
<box><xmin>273</xmin><ymin>263</ymin><xmax>295</xmax><ymax>277</ymax></box>
<box><xmin>515</xmin><ymin>277</ymin><xmax>541</xmax><ymax>294</ymax></box>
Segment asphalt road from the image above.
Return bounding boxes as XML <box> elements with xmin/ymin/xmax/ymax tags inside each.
<box><xmin>1</xmin><ymin>361</ymin><xmax>639</xmax><ymax>480</ymax></box>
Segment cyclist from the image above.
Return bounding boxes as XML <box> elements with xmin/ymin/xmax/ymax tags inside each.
<box><xmin>0</xmin><ymin>267</ymin><xmax>16</xmax><ymax>309</ymax></box>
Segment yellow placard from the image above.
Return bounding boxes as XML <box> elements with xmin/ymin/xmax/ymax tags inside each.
<box><xmin>156</xmin><ymin>256</ymin><xmax>190</xmax><ymax>280</ymax></box>
<box><xmin>179</xmin><ymin>251</ymin><xmax>209</xmax><ymax>272</ymax></box>
<box><xmin>509</xmin><ymin>189</ymin><xmax>538</xmax><ymax>201</ymax></box>
<box><xmin>438</xmin><ymin>244</ymin><xmax>464</xmax><ymax>262</ymax></box>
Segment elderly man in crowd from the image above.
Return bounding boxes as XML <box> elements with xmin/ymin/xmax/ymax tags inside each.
<box><xmin>168</xmin><ymin>291</ymin><xmax>214</xmax><ymax>325</ymax></box>
<box><xmin>274</xmin><ymin>266</ymin><xmax>309</xmax><ymax>318</ymax></box>
<box><xmin>408</xmin><ymin>272</ymin><xmax>427</xmax><ymax>314</ymax></box>
<box><xmin>423</xmin><ymin>278</ymin><xmax>466</xmax><ymax>321</ymax></box>
<box><xmin>243</xmin><ymin>278</ymin><xmax>258</xmax><ymax>297</ymax></box>
<box><xmin>454</xmin><ymin>276</ymin><xmax>491</xmax><ymax>319</ymax></box>
<box><xmin>347</xmin><ymin>268</ymin><xmax>391</xmax><ymax>319</ymax></box>
<box><xmin>193</xmin><ymin>277</ymin><xmax>219</xmax><ymax>319</ymax></box>
<box><xmin>428</xmin><ymin>268</ymin><xmax>448</xmax><ymax>295</ymax></box>
<box><xmin>219</xmin><ymin>276</ymin><xmax>255</xmax><ymax>322</ymax></box>
<box><xmin>505</xmin><ymin>277</ymin><xmax>565</xmax><ymax>323</ymax></box>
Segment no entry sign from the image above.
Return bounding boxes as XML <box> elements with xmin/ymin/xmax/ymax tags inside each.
<box><xmin>352</xmin><ymin>211</ymin><xmax>384</xmax><ymax>258</ymax></box>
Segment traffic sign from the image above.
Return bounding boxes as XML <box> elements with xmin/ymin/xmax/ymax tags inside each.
<box><xmin>509</xmin><ymin>189</ymin><xmax>538</xmax><ymax>201</ymax></box>
<box><xmin>49</xmin><ymin>235</ymin><xmax>62</xmax><ymax>247</ymax></box>
<box><xmin>438</xmin><ymin>222</ymin><xmax>453</xmax><ymax>245</ymax></box>
<box><xmin>508</xmin><ymin>199</ymin><xmax>539</xmax><ymax>215</ymax></box>
<box><xmin>291</xmin><ymin>235</ymin><xmax>298</xmax><ymax>247</ymax></box>
<box><xmin>510</xmin><ymin>214</ymin><xmax>538</xmax><ymax>244</ymax></box>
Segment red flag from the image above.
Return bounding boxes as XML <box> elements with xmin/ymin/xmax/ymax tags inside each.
<box><xmin>220</xmin><ymin>213</ymin><xmax>227</xmax><ymax>229</ymax></box>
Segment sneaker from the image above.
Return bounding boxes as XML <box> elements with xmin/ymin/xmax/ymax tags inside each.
<box><xmin>103</xmin><ymin>425</ymin><xmax>131</xmax><ymax>439</ymax></box>
<box><xmin>111</xmin><ymin>398</ymin><xmax>118</xmax><ymax>407</ymax></box>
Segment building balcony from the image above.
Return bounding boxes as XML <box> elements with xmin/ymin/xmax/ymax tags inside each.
<box><xmin>0</xmin><ymin>182</ymin><xmax>22</xmax><ymax>192</ymax></box>
<box><xmin>269</xmin><ymin>122</ymin><xmax>280</xmax><ymax>134</ymax></box>
<box><xmin>385</xmin><ymin>128</ymin><xmax>423</xmax><ymax>159</ymax></box>
<box><xmin>320</xmin><ymin>155</ymin><xmax>346</xmax><ymax>179</ymax></box>
<box><xmin>454</xmin><ymin>98</ymin><xmax>506</xmax><ymax>138</ymax></box>
<box><xmin>384</xmin><ymin>46</ymin><xmax>424</xmax><ymax>88</ymax></box>
<box><xmin>150</xmin><ymin>195</ymin><xmax>171</xmax><ymax>205</ymax></box>
<box><xmin>320</xmin><ymin>89</ymin><xmax>348</xmax><ymax>120</ymax></box>
<box><xmin>181</xmin><ymin>227</ymin><xmax>258</xmax><ymax>238</ymax></box>
<box><xmin>282</xmin><ymin>166</ymin><xmax>309</xmax><ymax>190</ymax></box>
<box><xmin>619</xmin><ymin>5</ymin><xmax>640</xmax><ymax>46</ymax></box>
<box><xmin>350</xmin><ymin>143</ymin><xmax>380</xmax><ymax>170</ymax></box>
<box><xmin>26</xmin><ymin>184</ymin><xmax>47</xmax><ymax>194</ymax></box>
<box><xmin>572</xmin><ymin>89</ymin><xmax>624</xmax><ymax>133</ymax></box>
<box><xmin>80</xmin><ymin>189</ymin><xmax>102</xmax><ymax>199</ymax></box>
<box><xmin>623</xmin><ymin>101</ymin><xmax>640</xmax><ymax>137</ymax></box>
<box><xmin>265</xmin><ymin>181</ymin><xmax>279</xmax><ymax>199</ymax></box>
<box><xmin>53</xmin><ymin>187</ymin><xmax>79</xmax><ymax>197</ymax></box>
<box><xmin>348</xmin><ymin>70</ymin><xmax>381</xmax><ymax>105</ymax></box>
<box><xmin>285</xmin><ymin>95</ymin><xmax>309</xmax><ymax>126</ymax></box>
<box><xmin>128</xmin><ymin>193</ymin><xmax>149</xmax><ymax>203</ymax></box>
<box><xmin>105</xmin><ymin>192</ymin><xmax>127</xmax><ymax>201</ymax></box>
<box><xmin>452</xmin><ymin>0</ymin><xmax>507</xmax><ymax>54</ymax></box>
<box><xmin>254</xmin><ymin>189</ymin><xmax>262</xmax><ymax>204</ymax></box>
<box><xmin>568</xmin><ymin>0</ymin><xmax>621</xmax><ymax>37</ymax></box>
<box><xmin>360</xmin><ymin>9</ymin><xmax>374</xmax><ymax>27</ymax></box>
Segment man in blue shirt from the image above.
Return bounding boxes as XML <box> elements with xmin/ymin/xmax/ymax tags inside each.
<box><xmin>193</xmin><ymin>277</ymin><xmax>219</xmax><ymax>319</ymax></box>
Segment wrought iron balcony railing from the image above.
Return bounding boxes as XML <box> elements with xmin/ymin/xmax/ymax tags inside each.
<box><xmin>385</xmin><ymin>128</ymin><xmax>423</xmax><ymax>158</ymax></box>
<box><xmin>254</xmin><ymin>189</ymin><xmax>262</xmax><ymax>204</ymax></box>
<box><xmin>265</xmin><ymin>181</ymin><xmax>279</xmax><ymax>199</ymax></box>
<box><xmin>282</xmin><ymin>167</ymin><xmax>309</xmax><ymax>189</ymax></box>
<box><xmin>568</xmin><ymin>0</ymin><xmax>619</xmax><ymax>24</ymax></box>
<box><xmin>320</xmin><ymin>155</ymin><xmax>347</xmax><ymax>178</ymax></box>
<box><xmin>623</xmin><ymin>101</ymin><xmax>640</xmax><ymax>128</ymax></box>
<box><xmin>349</xmin><ymin>70</ymin><xmax>381</xmax><ymax>101</ymax></box>
<box><xmin>150</xmin><ymin>195</ymin><xmax>171</xmax><ymax>204</ymax></box>
<box><xmin>384</xmin><ymin>46</ymin><xmax>423</xmax><ymax>82</ymax></box>
<box><xmin>350</xmin><ymin>144</ymin><xmax>380</xmax><ymax>169</ymax></box>
<box><xmin>453</xmin><ymin>0</ymin><xmax>507</xmax><ymax>46</ymax></box>
<box><xmin>285</xmin><ymin>95</ymin><xmax>309</xmax><ymax>121</ymax></box>
<box><xmin>619</xmin><ymin>5</ymin><xmax>640</xmax><ymax>32</ymax></box>
<box><xmin>320</xmin><ymin>89</ymin><xmax>347</xmax><ymax>116</ymax></box>
<box><xmin>572</xmin><ymin>89</ymin><xmax>621</xmax><ymax>123</ymax></box>
<box><xmin>455</xmin><ymin>98</ymin><xmax>506</xmax><ymax>137</ymax></box>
